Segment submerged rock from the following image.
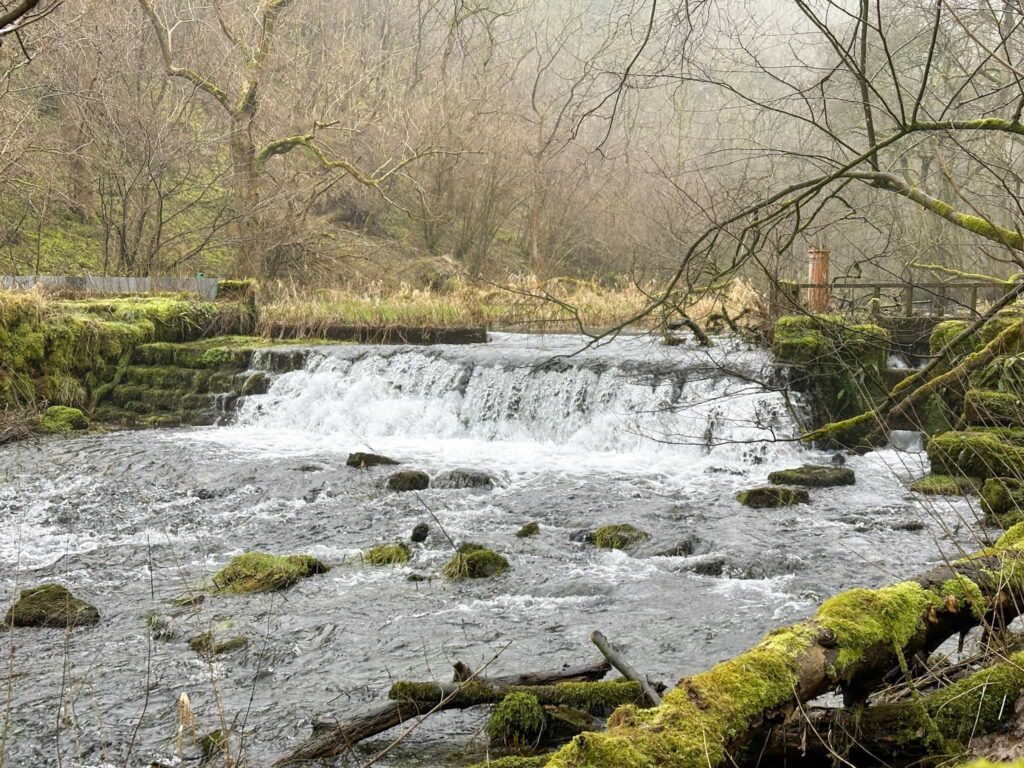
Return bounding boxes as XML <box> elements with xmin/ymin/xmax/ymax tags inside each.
<box><xmin>386</xmin><ymin>470</ymin><xmax>430</xmax><ymax>492</ymax></box>
<box><xmin>3</xmin><ymin>584</ymin><xmax>99</xmax><ymax>628</ymax></box>
<box><xmin>585</xmin><ymin>524</ymin><xmax>650</xmax><ymax>550</ymax></box>
<box><xmin>411</xmin><ymin>522</ymin><xmax>430</xmax><ymax>542</ymax></box>
<box><xmin>432</xmin><ymin>469</ymin><xmax>496</xmax><ymax>490</ymax></box>
<box><xmin>189</xmin><ymin>631</ymin><xmax>248</xmax><ymax>656</ymax></box>
<box><xmin>767</xmin><ymin>465</ymin><xmax>855</xmax><ymax>487</ymax></box>
<box><xmin>650</xmin><ymin>535</ymin><xmax>704</xmax><ymax>557</ymax></box>
<box><xmin>516</xmin><ymin>521</ymin><xmax>541</xmax><ymax>538</ymax></box>
<box><xmin>441</xmin><ymin>543</ymin><xmax>510</xmax><ymax>580</ymax></box>
<box><xmin>364</xmin><ymin>542</ymin><xmax>411</xmax><ymax>566</ymax></box>
<box><xmin>39</xmin><ymin>406</ymin><xmax>89</xmax><ymax>434</ymax></box>
<box><xmin>213</xmin><ymin>552</ymin><xmax>330</xmax><ymax>593</ymax></box>
<box><xmin>736</xmin><ymin>485</ymin><xmax>809</xmax><ymax>508</ymax></box>
<box><xmin>347</xmin><ymin>452</ymin><xmax>399</xmax><ymax>469</ymax></box>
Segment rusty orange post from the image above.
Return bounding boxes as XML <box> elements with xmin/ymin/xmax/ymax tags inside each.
<box><xmin>807</xmin><ymin>247</ymin><xmax>830</xmax><ymax>313</ymax></box>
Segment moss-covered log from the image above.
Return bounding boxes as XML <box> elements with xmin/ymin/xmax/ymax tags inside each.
<box><xmin>537</xmin><ymin>523</ymin><xmax>1024</xmax><ymax>768</ymax></box>
<box><xmin>272</xmin><ymin>660</ymin><xmax>616</xmax><ymax>766</ymax></box>
<box><xmin>758</xmin><ymin>650</ymin><xmax>1024</xmax><ymax>764</ymax></box>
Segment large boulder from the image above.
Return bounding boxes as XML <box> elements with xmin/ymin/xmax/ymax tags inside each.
<box><xmin>736</xmin><ymin>485</ymin><xmax>810</xmax><ymax>508</ymax></box>
<box><xmin>213</xmin><ymin>552</ymin><xmax>330</xmax><ymax>593</ymax></box>
<box><xmin>4</xmin><ymin>584</ymin><xmax>99</xmax><ymax>628</ymax></box>
<box><xmin>347</xmin><ymin>452</ymin><xmax>399</xmax><ymax>469</ymax></box>
<box><xmin>982</xmin><ymin>477</ymin><xmax>1024</xmax><ymax>527</ymax></box>
<box><xmin>767</xmin><ymin>465</ymin><xmax>855</xmax><ymax>487</ymax></box>
<box><xmin>386</xmin><ymin>470</ymin><xmax>430</xmax><ymax>492</ymax></box>
<box><xmin>432</xmin><ymin>469</ymin><xmax>496</xmax><ymax>490</ymax></box>
<box><xmin>911</xmin><ymin>473</ymin><xmax>980</xmax><ymax>496</ymax></box>
<box><xmin>927</xmin><ymin>430</ymin><xmax>1024</xmax><ymax>479</ymax></box>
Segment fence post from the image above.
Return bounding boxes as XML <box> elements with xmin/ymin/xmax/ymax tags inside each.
<box><xmin>807</xmin><ymin>247</ymin><xmax>830</xmax><ymax>313</ymax></box>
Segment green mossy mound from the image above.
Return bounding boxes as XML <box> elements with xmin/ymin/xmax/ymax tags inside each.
<box><xmin>189</xmin><ymin>631</ymin><xmax>248</xmax><ymax>656</ymax></box>
<box><xmin>488</xmin><ymin>691</ymin><xmax>547</xmax><ymax>749</ymax></box>
<box><xmin>927</xmin><ymin>429</ymin><xmax>1024</xmax><ymax>479</ymax></box>
<box><xmin>767</xmin><ymin>465</ymin><xmax>855</xmax><ymax>487</ymax></box>
<box><xmin>441</xmin><ymin>543</ymin><xmax>510</xmax><ymax>580</ymax></box>
<box><xmin>3</xmin><ymin>584</ymin><xmax>99</xmax><ymax>628</ymax></box>
<box><xmin>981</xmin><ymin>477</ymin><xmax>1024</xmax><ymax>526</ymax></box>
<box><xmin>364</xmin><ymin>543</ymin><xmax>411</xmax><ymax>566</ymax></box>
<box><xmin>468</xmin><ymin>756</ymin><xmax>553</xmax><ymax>768</ymax></box>
<box><xmin>517</xmin><ymin>522</ymin><xmax>541</xmax><ymax>538</ymax></box>
<box><xmin>964</xmin><ymin>388</ymin><xmax>1024</xmax><ymax>426</ymax></box>
<box><xmin>772</xmin><ymin>315</ymin><xmax>890</xmax><ymax>447</ymax></box>
<box><xmin>929</xmin><ymin>319</ymin><xmax>976</xmax><ymax>363</ymax></box>
<box><xmin>737</xmin><ymin>485</ymin><xmax>810</xmax><ymax>508</ymax></box>
<box><xmin>586</xmin><ymin>524</ymin><xmax>650</xmax><ymax>550</ymax></box>
<box><xmin>213</xmin><ymin>552</ymin><xmax>331</xmax><ymax>593</ymax></box>
<box><xmin>911</xmin><ymin>473</ymin><xmax>980</xmax><ymax>496</ymax></box>
<box><xmin>38</xmin><ymin>405</ymin><xmax>88</xmax><ymax>433</ymax></box>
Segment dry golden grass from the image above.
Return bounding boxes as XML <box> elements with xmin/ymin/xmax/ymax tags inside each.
<box><xmin>257</xmin><ymin>275</ymin><xmax>768</xmax><ymax>335</ymax></box>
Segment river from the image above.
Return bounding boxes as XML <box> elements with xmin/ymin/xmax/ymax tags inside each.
<box><xmin>0</xmin><ymin>333</ymin><xmax>976</xmax><ymax>767</ymax></box>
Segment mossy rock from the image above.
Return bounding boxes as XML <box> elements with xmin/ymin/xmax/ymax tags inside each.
<box><xmin>981</xmin><ymin>477</ymin><xmax>1024</xmax><ymax>527</ymax></box>
<box><xmin>441</xmin><ymin>543</ymin><xmax>509</xmax><ymax>580</ymax></box>
<box><xmin>38</xmin><ymin>405</ymin><xmax>89</xmax><ymax>433</ymax></box>
<box><xmin>467</xmin><ymin>756</ymin><xmax>552</xmax><ymax>768</ymax></box>
<box><xmin>433</xmin><ymin>468</ymin><xmax>496</xmax><ymax>489</ymax></box>
<box><xmin>930</xmin><ymin>319</ymin><xmax>976</xmax><ymax>363</ymax></box>
<box><xmin>364</xmin><ymin>543</ymin><xmax>411</xmax><ymax>566</ymax></box>
<box><xmin>964</xmin><ymin>389</ymin><xmax>1024</xmax><ymax>427</ymax></box>
<box><xmin>213</xmin><ymin>552</ymin><xmax>331</xmax><ymax>593</ymax></box>
<box><xmin>411</xmin><ymin>522</ymin><xmax>429</xmax><ymax>542</ymax></box>
<box><xmin>347</xmin><ymin>451</ymin><xmax>399</xmax><ymax>469</ymax></box>
<box><xmin>3</xmin><ymin>584</ymin><xmax>99</xmax><ymax>628</ymax></box>
<box><xmin>927</xmin><ymin>430</ymin><xmax>1024</xmax><ymax>479</ymax></box>
<box><xmin>767</xmin><ymin>465</ymin><xmax>855</xmax><ymax>487</ymax></box>
<box><xmin>911</xmin><ymin>473</ymin><xmax>980</xmax><ymax>496</ymax></box>
<box><xmin>386</xmin><ymin>470</ymin><xmax>430</xmax><ymax>492</ymax></box>
<box><xmin>488</xmin><ymin>691</ymin><xmax>547</xmax><ymax>749</ymax></box>
<box><xmin>736</xmin><ymin>485</ymin><xmax>810</xmax><ymax>508</ymax></box>
<box><xmin>585</xmin><ymin>524</ymin><xmax>650</xmax><ymax>550</ymax></box>
<box><xmin>516</xmin><ymin>522</ymin><xmax>541</xmax><ymax>538</ymax></box>
<box><xmin>189</xmin><ymin>631</ymin><xmax>248</xmax><ymax>656</ymax></box>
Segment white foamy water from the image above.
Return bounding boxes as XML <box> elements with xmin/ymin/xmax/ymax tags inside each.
<box><xmin>191</xmin><ymin>332</ymin><xmax>804</xmax><ymax>476</ymax></box>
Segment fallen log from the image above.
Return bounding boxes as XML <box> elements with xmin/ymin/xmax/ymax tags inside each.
<box><xmin>757</xmin><ymin>650</ymin><xmax>1024</xmax><ymax>765</ymax></box>
<box><xmin>540</xmin><ymin>524</ymin><xmax>1024</xmax><ymax>768</ymax></box>
<box><xmin>272</xmin><ymin>659</ymin><xmax>622</xmax><ymax>766</ymax></box>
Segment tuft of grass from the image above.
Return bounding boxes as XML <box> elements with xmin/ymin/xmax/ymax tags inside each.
<box><xmin>441</xmin><ymin>543</ymin><xmax>509</xmax><ymax>580</ymax></box>
<box><xmin>364</xmin><ymin>543</ymin><xmax>411</xmax><ymax>566</ymax></box>
<box><xmin>213</xmin><ymin>552</ymin><xmax>330</xmax><ymax>593</ymax></box>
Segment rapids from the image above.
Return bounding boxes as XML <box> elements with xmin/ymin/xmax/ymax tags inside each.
<box><xmin>0</xmin><ymin>333</ymin><xmax>982</xmax><ymax>767</ymax></box>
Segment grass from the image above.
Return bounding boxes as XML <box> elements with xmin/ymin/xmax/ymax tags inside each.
<box><xmin>258</xmin><ymin>275</ymin><xmax>767</xmax><ymax>334</ymax></box>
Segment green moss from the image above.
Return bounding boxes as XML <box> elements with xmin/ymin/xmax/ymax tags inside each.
<box><xmin>546</xmin><ymin>624</ymin><xmax>819</xmax><ymax>768</ymax></box>
<box><xmin>467</xmin><ymin>756</ymin><xmax>553</xmax><ymax>768</ymax></box>
<box><xmin>996</xmin><ymin>521</ymin><xmax>1024</xmax><ymax>549</ymax></box>
<box><xmin>587</xmin><ymin>524</ymin><xmax>650</xmax><ymax>550</ymax></box>
<box><xmin>910</xmin><ymin>473</ymin><xmax>980</xmax><ymax>496</ymax></box>
<box><xmin>364</xmin><ymin>543</ymin><xmax>411</xmax><ymax>566</ymax></box>
<box><xmin>736</xmin><ymin>486</ymin><xmax>810</xmax><ymax>508</ymax></box>
<box><xmin>213</xmin><ymin>552</ymin><xmax>331</xmax><ymax>593</ymax></box>
<box><xmin>188</xmin><ymin>631</ymin><xmax>248</xmax><ymax>655</ymax></box>
<box><xmin>927</xmin><ymin>651</ymin><xmax>1024</xmax><ymax>739</ymax></box>
<box><xmin>815</xmin><ymin>581</ymin><xmax>937</xmax><ymax>676</ymax></box>
<box><xmin>927</xmin><ymin>429</ymin><xmax>1024</xmax><ymax>478</ymax></box>
<box><xmin>767</xmin><ymin>465</ymin><xmax>855</xmax><ymax>487</ymax></box>
<box><xmin>487</xmin><ymin>692</ymin><xmax>546</xmax><ymax>749</ymax></box>
<box><xmin>938</xmin><ymin>575</ymin><xmax>985</xmax><ymax>620</ymax></box>
<box><xmin>441</xmin><ymin>543</ymin><xmax>509</xmax><ymax>580</ymax></box>
<box><xmin>964</xmin><ymin>389</ymin><xmax>1024</xmax><ymax>426</ymax></box>
<box><xmin>516</xmin><ymin>522</ymin><xmax>541</xmax><ymax>538</ymax></box>
<box><xmin>930</xmin><ymin>320</ymin><xmax>976</xmax><ymax>362</ymax></box>
<box><xmin>981</xmin><ymin>477</ymin><xmax>1024</xmax><ymax>525</ymax></box>
<box><xmin>38</xmin><ymin>405</ymin><xmax>89</xmax><ymax>433</ymax></box>
<box><xmin>3</xmin><ymin>583</ymin><xmax>100</xmax><ymax>628</ymax></box>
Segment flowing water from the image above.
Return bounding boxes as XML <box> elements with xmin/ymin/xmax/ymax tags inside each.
<box><xmin>0</xmin><ymin>333</ymin><xmax>986</xmax><ymax>767</ymax></box>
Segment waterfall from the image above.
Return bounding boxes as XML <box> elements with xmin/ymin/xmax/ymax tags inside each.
<box><xmin>227</xmin><ymin>334</ymin><xmax>801</xmax><ymax>467</ymax></box>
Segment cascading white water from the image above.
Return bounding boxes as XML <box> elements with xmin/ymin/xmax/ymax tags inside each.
<box><xmin>224</xmin><ymin>333</ymin><xmax>803</xmax><ymax>470</ymax></box>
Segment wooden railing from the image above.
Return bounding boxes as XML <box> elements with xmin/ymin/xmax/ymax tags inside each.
<box><xmin>775</xmin><ymin>279</ymin><xmax>1010</xmax><ymax>318</ymax></box>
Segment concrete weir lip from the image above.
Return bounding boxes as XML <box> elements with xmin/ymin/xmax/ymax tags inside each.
<box><xmin>264</xmin><ymin>322</ymin><xmax>488</xmax><ymax>345</ymax></box>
